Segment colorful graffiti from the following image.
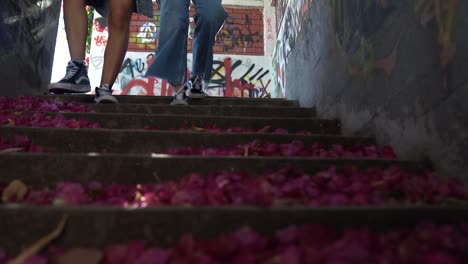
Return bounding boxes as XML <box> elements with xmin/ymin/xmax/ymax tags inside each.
<box><xmin>211</xmin><ymin>58</ymin><xmax>271</xmax><ymax>98</ymax></box>
<box><xmin>413</xmin><ymin>0</ymin><xmax>458</xmax><ymax>69</ymax></box>
<box><xmin>95</xmin><ymin>52</ymin><xmax>272</xmax><ymax>98</ymax></box>
<box><xmin>275</xmin><ymin>0</ymin><xmax>313</xmax><ymax>97</ymax></box>
<box><xmin>217</xmin><ymin>13</ymin><xmax>264</xmax><ymax>53</ymax></box>
<box><xmin>88</xmin><ymin>5</ymin><xmax>275</xmax><ymax>98</ymax></box>
<box><xmin>330</xmin><ymin>0</ymin><xmax>396</xmax><ymax>78</ymax></box>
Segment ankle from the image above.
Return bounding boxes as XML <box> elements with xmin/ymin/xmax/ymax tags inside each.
<box><xmin>173</xmin><ymin>84</ymin><xmax>185</xmax><ymax>93</ymax></box>
<box><xmin>191</xmin><ymin>74</ymin><xmax>202</xmax><ymax>81</ymax></box>
<box><xmin>71</xmin><ymin>58</ymin><xmax>86</xmax><ymax>65</ymax></box>
<box><xmin>100</xmin><ymin>84</ymin><xmax>111</xmax><ymax>90</ymax></box>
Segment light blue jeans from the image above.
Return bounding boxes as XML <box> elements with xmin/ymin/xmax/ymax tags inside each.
<box><xmin>145</xmin><ymin>0</ymin><xmax>228</xmax><ymax>85</ymax></box>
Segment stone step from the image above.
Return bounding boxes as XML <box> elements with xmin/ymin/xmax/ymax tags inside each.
<box><xmin>58</xmin><ymin>112</ymin><xmax>341</xmax><ymax>133</ymax></box>
<box><xmin>84</xmin><ymin>104</ymin><xmax>316</xmax><ymax>117</ymax></box>
<box><xmin>0</xmin><ymin>153</ymin><xmax>420</xmax><ymax>186</ymax></box>
<box><xmin>43</xmin><ymin>95</ymin><xmax>299</xmax><ymax>107</ymax></box>
<box><xmin>1</xmin><ymin>206</ymin><xmax>466</xmax><ymax>252</ymax></box>
<box><xmin>0</xmin><ymin>127</ymin><xmax>374</xmax><ymax>153</ymax></box>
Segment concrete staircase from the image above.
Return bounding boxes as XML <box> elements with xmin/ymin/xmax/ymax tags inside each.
<box><xmin>0</xmin><ymin>95</ymin><xmax>466</xmax><ymax>254</ymax></box>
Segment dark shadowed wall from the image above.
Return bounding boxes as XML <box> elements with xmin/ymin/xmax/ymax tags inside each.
<box><xmin>0</xmin><ymin>0</ymin><xmax>61</xmax><ymax>96</ymax></box>
<box><xmin>283</xmin><ymin>0</ymin><xmax>468</xmax><ymax>180</ymax></box>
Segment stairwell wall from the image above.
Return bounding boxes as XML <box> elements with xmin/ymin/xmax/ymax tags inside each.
<box><xmin>0</xmin><ymin>0</ymin><xmax>61</xmax><ymax>96</ymax></box>
<box><xmin>281</xmin><ymin>0</ymin><xmax>468</xmax><ymax>180</ymax></box>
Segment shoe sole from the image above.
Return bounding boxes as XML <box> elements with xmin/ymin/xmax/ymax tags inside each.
<box><xmin>188</xmin><ymin>91</ymin><xmax>207</xmax><ymax>99</ymax></box>
<box><xmin>170</xmin><ymin>99</ymin><xmax>188</xmax><ymax>105</ymax></box>
<box><xmin>95</xmin><ymin>94</ymin><xmax>119</xmax><ymax>104</ymax></box>
<box><xmin>49</xmin><ymin>83</ymin><xmax>91</xmax><ymax>94</ymax></box>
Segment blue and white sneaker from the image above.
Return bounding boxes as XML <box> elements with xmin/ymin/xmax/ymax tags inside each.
<box><xmin>94</xmin><ymin>85</ymin><xmax>118</xmax><ymax>104</ymax></box>
<box><xmin>170</xmin><ymin>85</ymin><xmax>189</xmax><ymax>105</ymax></box>
<box><xmin>187</xmin><ymin>75</ymin><xmax>208</xmax><ymax>98</ymax></box>
<box><xmin>49</xmin><ymin>59</ymin><xmax>91</xmax><ymax>94</ymax></box>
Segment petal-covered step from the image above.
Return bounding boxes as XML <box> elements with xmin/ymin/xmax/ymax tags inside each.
<box><xmin>0</xmin><ymin>127</ymin><xmax>374</xmax><ymax>153</ymax></box>
<box><xmin>41</xmin><ymin>95</ymin><xmax>299</xmax><ymax>107</ymax></box>
<box><xmin>1</xmin><ymin>206</ymin><xmax>467</xmax><ymax>252</ymax></box>
<box><xmin>0</xmin><ymin>153</ymin><xmax>420</xmax><ymax>185</ymax></box>
<box><xmin>48</xmin><ymin>112</ymin><xmax>341</xmax><ymax>133</ymax></box>
<box><xmin>85</xmin><ymin>104</ymin><xmax>317</xmax><ymax>117</ymax></box>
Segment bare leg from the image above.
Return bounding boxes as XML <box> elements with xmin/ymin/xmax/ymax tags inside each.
<box><xmin>63</xmin><ymin>0</ymin><xmax>88</xmax><ymax>60</ymax></box>
<box><xmin>100</xmin><ymin>0</ymin><xmax>134</xmax><ymax>88</ymax></box>
<box><xmin>48</xmin><ymin>0</ymin><xmax>90</xmax><ymax>94</ymax></box>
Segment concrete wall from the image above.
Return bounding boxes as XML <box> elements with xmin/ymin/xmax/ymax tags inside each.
<box><xmin>282</xmin><ymin>0</ymin><xmax>468</xmax><ymax>180</ymax></box>
<box><xmin>0</xmin><ymin>0</ymin><xmax>61</xmax><ymax>96</ymax></box>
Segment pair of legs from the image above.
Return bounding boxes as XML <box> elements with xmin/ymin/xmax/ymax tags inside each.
<box><xmin>50</xmin><ymin>0</ymin><xmax>135</xmax><ymax>103</ymax></box>
<box><xmin>145</xmin><ymin>0</ymin><xmax>228</xmax><ymax>104</ymax></box>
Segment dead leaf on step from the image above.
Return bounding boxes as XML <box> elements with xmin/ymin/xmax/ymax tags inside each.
<box><xmin>257</xmin><ymin>126</ymin><xmax>271</xmax><ymax>134</ymax></box>
<box><xmin>135</xmin><ymin>191</ymin><xmax>143</xmax><ymax>202</ymax></box>
<box><xmin>443</xmin><ymin>198</ymin><xmax>468</xmax><ymax>205</ymax></box>
<box><xmin>244</xmin><ymin>146</ymin><xmax>249</xmax><ymax>157</ymax></box>
<box><xmin>2</xmin><ymin>179</ymin><xmax>28</xmax><ymax>203</ymax></box>
<box><xmin>191</xmin><ymin>126</ymin><xmax>206</xmax><ymax>132</ymax></box>
<box><xmin>8</xmin><ymin>215</ymin><xmax>68</xmax><ymax>264</ymax></box>
<box><xmin>0</xmin><ymin>148</ymin><xmax>24</xmax><ymax>153</ymax></box>
<box><xmin>53</xmin><ymin>248</ymin><xmax>102</xmax><ymax>264</ymax></box>
<box><xmin>4</xmin><ymin>119</ymin><xmax>15</xmax><ymax>127</ymax></box>
<box><xmin>371</xmin><ymin>180</ymin><xmax>386</xmax><ymax>187</ymax></box>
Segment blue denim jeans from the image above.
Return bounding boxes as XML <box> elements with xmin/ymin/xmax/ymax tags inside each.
<box><xmin>145</xmin><ymin>0</ymin><xmax>228</xmax><ymax>85</ymax></box>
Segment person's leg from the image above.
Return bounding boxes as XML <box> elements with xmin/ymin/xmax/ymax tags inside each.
<box><xmin>64</xmin><ymin>0</ymin><xmax>88</xmax><ymax>60</ymax></box>
<box><xmin>94</xmin><ymin>0</ymin><xmax>135</xmax><ymax>103</ymax></box>
<box><xmin>189</xmin><ymin>0</ymin><xmax>227</xmax><ymax>97</ymax></box>
<box><xmin>49</xmin><ymin>0</ymin><xmax>91</xmax><ymax>94</ymax></box>
<box><xmin>100</xmin><ymin>0</ymin><xmax>134</xmax><ymax>88</ymax></box>
<box><xmin>145</xmin><ymin>0</ymin><xmax>190</xmax><ymax>104</ymax></box>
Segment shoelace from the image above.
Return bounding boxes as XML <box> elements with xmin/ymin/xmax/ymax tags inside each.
<box><xmin>63</xmin><ymin>62</ymin><xmax>80</xmax><ymax>80</ymax></box>
<box><xmin>191</xmin><ymin>76</ymin><xmax>203</xmax><ymax>91</ymax></box>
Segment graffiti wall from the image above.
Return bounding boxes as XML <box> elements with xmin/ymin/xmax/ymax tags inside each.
<box><xmin>283</xmin><ymin>0</ymin><xmax>468</xmax><ymax>181</ymax></box>
<box><xmin>83</xmin><ymin>2</ymin><xmax>278</xmax><ymax>98</ymax></box>
<box><xmin>273</xmin><ymin>0</ymin><xmax>312</xmax><ymax>97</ymax></box>
<box><xmin>89</xmin><ymin>51</ymin><xmax>272</xmax><ymax>98</ymax></box>
<box><xmin>125</xmin><ymin>6</ymin><xmax>265</xmax><ymax>56</ymax></box>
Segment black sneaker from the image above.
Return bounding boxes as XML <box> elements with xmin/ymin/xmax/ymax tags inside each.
<box><xmin>94</xmin><ymin>85</ymin><xmax>118</xmax><ymax>104</ymax></box>
<box><xmin>187</xmin><ymin>75</ymin><xmax>208</xmax><ymax>98</ymax></box>
<box><xmin>170</xmin><ymin>85</ymin><xmax>189</xmax><ymax>105</ymax></box>
<box><xmin>49</xmin><ymin>59</ymin><xmax>91</xmax><ymax>94</ymax></box>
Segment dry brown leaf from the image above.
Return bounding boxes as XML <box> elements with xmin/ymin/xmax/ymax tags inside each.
<box><xmin>191</xmin><ymin>126</ymin><xmax>206</xmax><ymax>132</ymax></box>
<box><xmin>0</xmin><ymin>148</ymin><xmax>24</xmax><ymax>153</ymax></box>
<box><xmin>257</xmin><ymin>126</ymin><xmax>271</xmax><ymax>134</ymax></box>
<box><xmin>5</xmin><ymin>119</ymin><xmax>15</xmax><ymax>127</ymax></box>
<box><xmin>371</xmin><ymin>180</ymin><xmax>386</xmax><ymax>187</ymax></box>
<box><xmin>8</xmin><ymin>215</ymin><xmax>68</xmax><ymax>264</ymax></box>
<box><xmin>2</xmin><ymin>180</ymin><xmax>28</xmax><ymax>203</ymax></box>
<box><xmin>134</xmin><ymin>191</ymin><xmax>142</xmax><ymax>202</ymax></box>
<box><xmin>53</xmin><ymin>248</ymin><xmax>102</xmax><ymax>264</ymax></box>
<box><xmin>443</xmin><ymin>197</ymin><xmax>468</xmax><ymax>205</ymax></box>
